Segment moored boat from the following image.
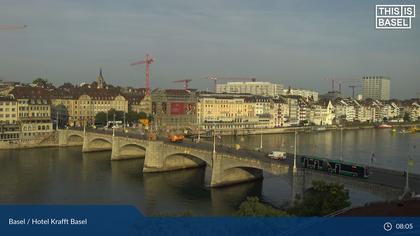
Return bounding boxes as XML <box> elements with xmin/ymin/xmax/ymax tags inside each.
<box><xmin>377</xmin><ymin>124</ymin><xmax>392</xmax><ymax>129</ymax></box>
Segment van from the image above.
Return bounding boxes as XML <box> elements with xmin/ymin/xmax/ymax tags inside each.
<box><xmin>268</xmin><ymin>151</ymin><xmax>286</xmax><ymax>160</ymax></box>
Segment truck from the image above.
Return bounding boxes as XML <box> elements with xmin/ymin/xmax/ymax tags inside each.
<box><xmin>168</xmin><ymin>134</ymin><xmax>184</xmax><ymax>142</ymax></box>
<box><xmin>268</xmin><ymin>151</ymin><xmax>286</xmax><ymax>160</ymax></box>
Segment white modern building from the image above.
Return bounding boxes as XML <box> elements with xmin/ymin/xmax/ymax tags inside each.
<box><xmin>362</xmin><ymin>76</ymin><xmax>390</xmax><ymax>100</ymax></box>
<box><xmin>281</xmin><ymin>88</ymin><xmax>319</xmax><ymax>102</ymax></box>
<box><xmin>216</xmin><ymin>81</ymin><xmax>283</xmax><ymax>97</ymax></box>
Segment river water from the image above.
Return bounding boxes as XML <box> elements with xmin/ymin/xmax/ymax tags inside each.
<box><xmin>0</xmin><ymin>129</ymin><xmax>418</xmax><ymax>216</ymax></box>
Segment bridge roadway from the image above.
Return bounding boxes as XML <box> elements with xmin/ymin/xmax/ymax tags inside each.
<box><xmin>58</xmin><ymin>128</ymin><xmax>420</xmax><ymax>196</ymax></box>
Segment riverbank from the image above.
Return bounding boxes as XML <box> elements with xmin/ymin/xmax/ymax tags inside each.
<box><xmin>207</xmin><ymin>122</ymin><xmax>420</xmax><ymax>136</ymax></box>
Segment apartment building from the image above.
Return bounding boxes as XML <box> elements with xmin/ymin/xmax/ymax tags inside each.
<box><xmin>0</xmin><ymin>96</ymin><xmax>20</xmax><ymax>141</ymax></box>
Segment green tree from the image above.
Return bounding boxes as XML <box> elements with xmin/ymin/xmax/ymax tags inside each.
<box><xmin>138</xmin><ymin>112</ymin><xmax>148</xmax><ymax>120</ymax></box>
<box><xmin>95</xmin><ymin>112</ymin><xmax>107</xmax><ymax>126</ymax></box>
<box><xmin>235</xmin><ymin>197</ymin><xmax>288</xmax><ymax>216</ymax></box>
<box><xmin>288</xmin><ymin>180</ymin><xmax>350</xmax><ymax>216</ymax></box>
<box><xmin>33</xmin><ymin>78</ymin><xmax>53</xmax><ymax>87</ymax></box>
<box><xmin>125</xmin><ymin>110</ymin><xmax>141</xmax><ymax>124</ymax></box>
<box><xmin>108</xmin><ymin>109</ymin><xmax>124</xmax><ymax>121</ymax></box>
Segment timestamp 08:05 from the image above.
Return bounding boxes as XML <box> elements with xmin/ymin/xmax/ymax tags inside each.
<box><xmin>395</xmin><ymin>223</ymin><xmax>414</xmax><ymax>230</ymax></box>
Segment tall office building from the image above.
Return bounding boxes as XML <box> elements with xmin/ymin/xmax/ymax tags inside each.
<box><xmin>362</xmin><ymin>76</ymin><xmax>390</xmax><ymax>100</ymax></box>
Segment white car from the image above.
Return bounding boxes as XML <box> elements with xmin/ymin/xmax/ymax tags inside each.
<box><xmin>268</xmin><ymin>151</ymin><xmax>286</xmax><ymax>160</ymax></box>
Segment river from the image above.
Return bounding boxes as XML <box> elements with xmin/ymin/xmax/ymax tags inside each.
<box><xmin>0</xmin><ymin>129</ymin><xmax>418</xmax><ymax>216</ymax></box>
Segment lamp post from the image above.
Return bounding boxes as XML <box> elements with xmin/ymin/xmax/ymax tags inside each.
<box><xmin>197</xmin><ymin>117</ymin><xmax>201</xmax><ymax>142</ymax></box>
<box><xmin>293</xmin><ymin>130</ymin><xmax>298</xmax><ymax>173</ymax></box>
<box><xmin>260</xmin><ymin>126</ymin><xmax>263</xmax><ymax>150</ymax></box>
<box><xmin>340</xmin><ymin>126</ymin><xmax>343</xmax><ymax>161</ymax></box>
<box><xmin>404</xmin><ymin>145</ymin><xmax>416</xmax><ymax>195</ymax></box>
<box><xmin>56</xmin><ymin>109</ymin><xmax>59</xmax><ymax>131</ymax></box>
<box><xmin>213</xmin><ymin>130</ymin><xmax>216</xmax><ymax>154</ymax></box>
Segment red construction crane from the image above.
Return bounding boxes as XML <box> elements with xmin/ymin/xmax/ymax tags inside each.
<box><xmin>173</xmin><ymin>79</ymin><xmax>192</xmax><ymax>90</ymax></box>
<box><xmin>207</xmin><ymin>76</ymin><xmax>256</xmax><ymax>92</ymax></box>
<box><xmin>0</xmin><ymin>24</ymin><xmax>27</xmax><ymax>30</ymax></box>
<box><xmin>130</xmin><ymin>54</ymin><xmax>154</xmax><ymax>96</ymax></box>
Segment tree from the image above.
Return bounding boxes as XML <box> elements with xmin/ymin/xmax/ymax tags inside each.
<box><xmin>125</xmin><ymin>110</ymin><xmax>138</xmax><ymax>124</ymax></box>
<box><xmin>95</xmin><ymin>112</ymin><xmax>107</xmax><ymax>126</ymax></box>
<box><xmin>138</xmin><ymin>112</ymin><xmax>148</xmax><ymax>120</ymax></box>
<box><xmin>108</xmin><ymin>109</ymin><xmax>124</xmax><ymax>121</ymax></box>
<box><xmin>235</xmin><ymin>197</ymin><xmax>288</xmax><ymax>216</ymax></box>
<box><xmin>288</xmin><ymin>180</ymin><xmax>350</xmax><ymax>216</ymax></box>
<box><xmin>33</xmin><ymin>78</ymin><xmax>53</xmax><ymax>88</ymax></box>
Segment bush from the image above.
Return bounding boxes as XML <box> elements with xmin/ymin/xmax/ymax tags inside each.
<box><xmin>288</xmin><ymin>180</ymin><xmax>350</xmax><ymax>216</ymax></box>
<box><xmin>235</xmin><ymin>197</ymin><xmax>288</xmax><ymax>216</ymax></box>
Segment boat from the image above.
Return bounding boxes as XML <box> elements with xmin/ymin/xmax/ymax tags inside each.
<box><xmin>377</xmin><ymin>124</ymin><xmax>392</xmax><ymax>129</ymax></box>
<box><xmin>312</xmin><ymin>126</ymin><xmax>327</xmax><ymax>131</ymax></box>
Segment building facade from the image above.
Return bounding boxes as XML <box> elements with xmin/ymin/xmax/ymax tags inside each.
<box><xmin>216</xmin><ymin>81</ymin><xmax>283</xmax><ymax>97</ymax></box>
<box><xmin>0</xmin><ymin>96</ymin><xmax>20</xmax><ymax>142</ymax></box>
<box><xmin>151</xmin><ymin>89</ymin><xmax>198</xmax><ymax>131</ymax></box>
<box><xmin>362</xmin><ymin>76</ymin><xmax>390</xmax><ymax>100</ymax></box>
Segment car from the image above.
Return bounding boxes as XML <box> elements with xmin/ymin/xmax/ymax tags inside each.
<box><xmin>268</xmin><ymin>151</ymin><xmax>286</xmax><ymax>160</ymax></box>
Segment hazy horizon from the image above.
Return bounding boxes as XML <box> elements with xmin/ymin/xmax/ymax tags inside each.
<box><xmin>0</xmin><ymin>0</ymin><xmax>419</xmax><ymax>99</ymax></box>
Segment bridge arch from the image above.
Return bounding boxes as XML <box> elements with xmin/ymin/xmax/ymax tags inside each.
<box><xmin>218</xmin><ymin>166</ymin><xmax>264</xmax><ymax>186</ymax></box>
<box><xmin>163</xmin><ymin>152</ymin><xmax>208</xmax><ymax>171</ymax></box>
<box><xmin>68</xmin><ymin>134</ymin><xmax>83</xmax><ymax>143</ymax></box>
<box><xmin>118</xmin><ymin>143</ymin><xmax>147</xmax><ymax>158</ymax></box>
<box><xmin>88</xmin><ymin>137</ymin><xmax>112</xmax><ymax>149</ymax></box>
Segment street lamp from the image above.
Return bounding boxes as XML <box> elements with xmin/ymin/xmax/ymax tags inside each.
<box><xmin>260</xmin><ymin>126</ymin><xmax>263</xmax><ymax>150</ymax></box>
<box><xmin>293</xmin><ymin>130</ymin><xmax>298</xmax><ymax>173</ymax></box>
<box><xmin>56</xmin><ymin>109</ymin><xmax>59</xmax><ymax>131</ymax></box>
<box><xmin>404</xmin><ymin>145</ymin><xmax>416</xmax><ymax>195</ymax></box>
<box><xmin>197</xmin><ymin>117</ymin><xmax>201</xmax><ymax>142</ymax></box>
<box><xmin>340</xmin><ymin>126</ymin><xmax>343</xmax><ymax>161</ymax></box>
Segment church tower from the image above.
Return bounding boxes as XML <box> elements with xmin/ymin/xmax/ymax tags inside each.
<box><xmin>96</xmin><ymin>68</ymin><xmax>106</xmax><ymax>89</ymax></box>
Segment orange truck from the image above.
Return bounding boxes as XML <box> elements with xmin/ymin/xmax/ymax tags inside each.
<box><xmin>168</xmin><ymin>134</ymin><xmax>184</xmax><ymax>142</ymax></box>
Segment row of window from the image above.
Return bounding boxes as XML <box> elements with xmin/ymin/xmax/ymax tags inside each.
<box><xmin>0</xmin><ymin>102</ymin><xmax>16</xmax><ymax>106</ymax></box>
<box><xmin>23</xmin><ymin>125</ymin><xmax>50</xmax><ymax>131</ymax></box>
<box><xmin>0</xmin><ymin>114</ymin><xmax>16</xmax><ymax>118</ymax></box>
<box><xmin>0</xmin><ymin>108</ymin><xmax>16</xmax><ymax>112</ymax></box>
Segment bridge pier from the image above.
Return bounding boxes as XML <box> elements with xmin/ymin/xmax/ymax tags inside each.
<box><xmin>111</xmin><ymin>136</ymin><xmax>121</xmax><ymax>160</ymax></box>
<box><xmin>58</xmin><ymin>130</ymin><xmax>68</xmax><ymax>146</ymax></box>
<box><xmin>210</xmin><ymin>153</ymin><xmax>264</xmax><ymax>187</ymax></box>
<box><xmin>143</xmin><ymin>141</ymin><xmax>165</xmax><ymax>172</ymax></box>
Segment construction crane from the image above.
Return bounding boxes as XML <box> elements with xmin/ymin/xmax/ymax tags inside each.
<box><xmin>0</xmin><ymin>24</ymin><xmax>27</xmax><ymax>30</ymax></box>
<box><xmin>130</xmin><ymin>54</ymin><xmax>154</xmax><ymax>96</ymax></box>
<box><xmin>324</xmin><ymin>78</ymin><xmax>360</xmax><ymax>95</ymax></box>
<box><xmin>173</xmin><ymin>79</ymin><xmax>192</xmax><ymax>90</ymax></box>
<box><xmin>207</xmin><ymin>76</ymin><xmax>256</xmax><ymax>92</ymax></box>
<box><xmin>348</xmin><ymin>85</ymin><xmax>362</xmax><ymax>98</ymax></box>
<box><xmin>323</xmin><ymin>78</ymin><xmax>336</xmax><ymax>92</ymax></box>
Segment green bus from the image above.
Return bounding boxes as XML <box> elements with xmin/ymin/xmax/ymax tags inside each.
<box><xmin>301</xmin><ymin>156</ymin><xmax>369</xmax><ymax>179</ymax></box>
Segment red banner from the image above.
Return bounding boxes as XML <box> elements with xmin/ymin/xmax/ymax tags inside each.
<box><xmin>170</xmin><ymin>102</ymin><xmax>185</xmax><ymax>115</ymax></box>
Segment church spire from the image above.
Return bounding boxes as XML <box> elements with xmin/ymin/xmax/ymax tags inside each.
<box><xmin>96</xmin><ymin>68</ymin><xmax>106</xmax><ymax>89</ymax></box>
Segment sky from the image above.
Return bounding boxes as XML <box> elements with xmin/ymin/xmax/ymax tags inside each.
<box><xmin>0</xmin><ymin>0</ymin><xmax>419</xmax><ymax>99</ymax></box>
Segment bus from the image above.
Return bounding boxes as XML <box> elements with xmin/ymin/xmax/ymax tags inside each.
<box><xmin>301</xmin><ymin>156</ymin><xmax>369</xmax><ymax>179</ymax></box>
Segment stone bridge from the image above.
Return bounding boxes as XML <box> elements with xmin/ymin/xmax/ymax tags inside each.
<box><xmin>57</xmin><ymin>129</ymin><xmax>289</xmax><ymax>187</ymax></box>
